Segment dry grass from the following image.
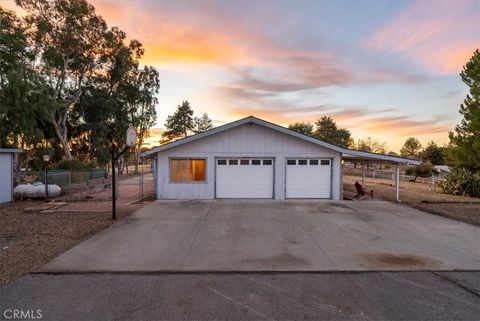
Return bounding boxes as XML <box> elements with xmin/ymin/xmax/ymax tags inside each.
<box><xmin>0</xmin><ymin>201</ymin><xmax>135</xmax><ymax>287</ymax></box>
<box><xmin>344</xmin><ymin>175</ymin><xmax>480</xmax><ymax>226</ymax></box>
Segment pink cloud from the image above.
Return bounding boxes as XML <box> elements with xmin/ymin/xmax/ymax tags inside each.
<box><xmin>89</xmin><ymin>0</ymin><xmax>418</xmax><ymax>89</ymax></box>
<box><xmin>364</xmin><ymin>0</ymin><xmax>480</xmax><ymax>74</ymax></box>
<box><xmin>226</xmin><ymin>101</ymin><xmax>454</xmax><ymax>137</ymax></box>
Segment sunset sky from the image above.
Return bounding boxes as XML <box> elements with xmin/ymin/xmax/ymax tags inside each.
<box><xmin>4</xmin><ymin>0</ymin><xmax>480</xmax><ymax>151</ymax></box>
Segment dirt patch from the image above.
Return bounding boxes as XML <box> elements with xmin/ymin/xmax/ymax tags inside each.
<box><xmin>305</xmin><ymin>202</ymin><xmax>354</xmax><ymax>215</ymax></box>
<box><xmin>242</xmin><ymin>253</ymin><xmax>309</xmax><ymax>267</ymax></box>
<box><xmin>359</xmin><ymin>252</ymin><xmax>442</xmax><ymax>269</ymax></box>
<box><xmin>410</xmin><ymin>203</ymin><xmax>480</xmax><ymax>226</ymax></box>
<box><xmin>326</xmin><ymin>202</ymin><xmax>352</xmax><ymax>209</ymax></box>
<box><xmin>0</xmin><ymin>200</ymin><xmax>140</xmax><ymax>287</ymax></box>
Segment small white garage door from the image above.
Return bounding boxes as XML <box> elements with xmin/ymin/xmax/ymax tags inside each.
<box><xmin>286</xmin><ymin>159</ymin><xmax>332</xmax><ymax>198</ymax></box>
<box><xmin>216</xmin><ymin>158</ymin><xmax>273</xmax><ymax>198</ymax></box>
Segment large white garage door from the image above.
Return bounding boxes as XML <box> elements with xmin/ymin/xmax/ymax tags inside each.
<box><xmin>216</xmin><ymin>158</ymin><xmax>273</xmax><ymax>198</ymax></box>
<box><xmin>286</xmin><ymin>159</ymin><xmax>332</xmax><ymax>198</ymax></box>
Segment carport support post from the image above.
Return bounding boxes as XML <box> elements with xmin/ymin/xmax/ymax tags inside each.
<box><xmin>395</xmin><ymin>164</ymin><xmax>400</xmax><ymax>202</ymax></box>
<box><xmin>111</xmin><ymin>146</ymin><xmax>116</xmax><ymax>220</ymax></box>
<box><xmin>140</xmin><ymin>156</ymin><xmax>144</xmax><ymax>200</ymax></box>
<box><xmin>362</xmin><ymin>163</ymin><xmax>366</xmax><ymax>187</ymax></box>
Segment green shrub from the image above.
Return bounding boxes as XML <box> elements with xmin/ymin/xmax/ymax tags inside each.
<box><xmin>439</xmin><ymin>167</ymin><xmax>480</xmax><ymax>197</ymax></box>
<box><xmin>404</xmin><ymin>163</ymin><xmax>437</xmax><ymax>182</ymax></box>
<box><xmin>56</xmin><ymin>159</ymin><xmax>98</xmax><ymax>171</ymax></box>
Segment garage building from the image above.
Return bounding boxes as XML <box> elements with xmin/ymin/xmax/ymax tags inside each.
<box><xmin>142</xmin><ymin>116</ymin><xmax>419</xmax><ymax>200</ymax></box>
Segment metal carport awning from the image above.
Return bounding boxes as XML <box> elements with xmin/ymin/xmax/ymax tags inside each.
<box><xmin>341</xmin><ymin>150</ymin><xmax>421</xmax><ymax>202</ymax></box>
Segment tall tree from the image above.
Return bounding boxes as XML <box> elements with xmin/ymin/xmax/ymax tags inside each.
<box><xmin>420</xmin><ymin>141</ymin><xmax>445</xmax><ymax>165</ymax></box>
<box><xmin>313</xmin><ymin>116</ymin><xmax>351</xmax><ymax>148</ymax></box>
<box><xmin>447</xmin><ymin>49</ymin><xmax>480</xmax><ymax>171</ymax></box>
<box><xmin>1</xmin><ymin>1</ymin><xmax>160</xmax><ymax>169</ymax></box>
<box><xmin>130</xmin><ymin>66</ymin><xmax>160</xmax><ymax>171</ymax></box>
<box><xmin>400</xmin><ymin>137</ymin><xmax>422</xmax><ymax>159</ymax></box>
<box><xmin>288</xmin><ymin>122</ymin><xmax>314</xmax><ymax>136</ymax></box>
<box><xmin>193</xmin><ymin>113</ymin><xmax>214</xmax><ymax>134</ymax></box>
<box><xmin>0</xmin><ymin>7</ymin><xmax>54</xmax><ymax>170</ymax></box>
<box><xmin>162</xmin><ymin>100</ymin><xmax>195</xmax><ymax>142</ymax></box>
<box><xmin>74</xmin><ymin>29</ymin><xmax>159</xmax><ymax>169</ymax></box>
<box><xmin>16</xmin><ymin>0</ymin><xmax>109</xmax><ymax>160</ymax></box>
<box><xmin>355</xmin><ymin>137</ymin><xmax>387</xmax><ymax>154</ymax></box>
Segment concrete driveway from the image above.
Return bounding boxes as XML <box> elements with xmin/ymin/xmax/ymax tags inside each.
<box><xmin>42</xmin><ymin>200</ymin><xmax>480</xmax><ymax>272</ymax></box>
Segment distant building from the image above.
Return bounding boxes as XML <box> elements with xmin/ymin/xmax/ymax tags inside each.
<box><xmin>434</xmin><ymin>165</ymin><xmax>451</xmax><ymax>175</ymax></box>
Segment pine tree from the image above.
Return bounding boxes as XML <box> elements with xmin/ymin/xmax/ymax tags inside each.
<box><xmin>193</xmin><ymin>113</ymin><xmax>214</xmax><ymax>134</ymax></box>
<box><xmin>420</xmin><ymin>141</ymin><xmax>445</xmax><ymax>165</ymax></box>
<box><xmin>313</xmin><ymin>116</ymin><xmax>351</xmax><ymax>148</ymax></box>
<box><xmin>162</xmin><ymin>100</ymin><xmax>195</xmax><ymax>142</ymax></box>
<box><xmin>400</xmin><ymin>137</ymin><xmax>422</xmax><ymax>159</ymax></box>
<box><xmin>447</xmin><ymin>49</ymin><xmax>480</xmax><ymax>171</ymax></box>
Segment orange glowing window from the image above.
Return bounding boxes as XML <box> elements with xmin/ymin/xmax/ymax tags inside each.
<box><xmin>170</xmin><ymin>159</ymin><xmax>206</xmax><ymax>183</ymax></box>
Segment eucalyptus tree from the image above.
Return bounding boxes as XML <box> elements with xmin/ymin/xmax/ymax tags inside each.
<box><xmin>0</xmin><ymin>7</ymin><xmax>54</xmax><ymax>169</ymax></box>
<box><xmin>16</xmin><ymin>0</ymin><xmax>110</xmax><ymax>160</ymax></box>
<box><xmin>14</xmin><ymin>0</ymin><xmax>160</xmax><ymax>164</ymax></box>
<box><xmin>74</xmin><ymin>27</ymin><xmax>160</xmax><ymax>169</ymax></box>
<box><xmin>288</xmin><ymin>122</ymin><xmax>314</xmax><ymax>137</ymax></box>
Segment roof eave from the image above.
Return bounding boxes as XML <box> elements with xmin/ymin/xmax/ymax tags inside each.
<box><xmin>0</xmin><ymin>148</ymin><xmax>22</xmax><ymax>153</ymax></box>
<box><xmin>342</xmin><ymin>150</ymin><xmax>421</xmax><ymax>165</ymax></box>
<box><xmin>140</xmin><ymin>116</ymin><xmax>422</xmax><ymax>166</ymax></box>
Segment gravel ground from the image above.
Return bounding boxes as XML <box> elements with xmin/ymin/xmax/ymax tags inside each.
<box><xmin>0</xmin><ymin>201</ymin><xmax>134</xmax><ymax>287</ymax></box>
<box><xmin>344</xmin><ymin>175</ymin><xmax>480</xmax><ymax>226</ymax></box>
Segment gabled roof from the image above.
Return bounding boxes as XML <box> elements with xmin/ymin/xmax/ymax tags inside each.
<box><xmin>141</xmin><ymin>116</ymin><xmax>420</xmax><ymax>165</ymax></box>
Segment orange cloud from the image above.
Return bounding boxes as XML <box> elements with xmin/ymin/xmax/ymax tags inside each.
<box><xmin>90</xmin><ymin>0</ymin><xmax>260</xmax><ymax>66</ymax></box>
<box><xmin>227</xmin><ymin>103</ymin><xmax>454</xmax><ymax>136</ymax></box>
<box><xmin>364</xmin><ymin>0</ymin><xmax>480</xmax><ymax>74</ymax></box>
<box><xmin>225</xmin><ymin>105</ymin><xmax>453</xmax><ymax>152</ymax></box>
<box><xmin>358</xmin><ymin>116</ymin><xmax>453</xmax><ymax>136</ymax></box>
<box><xmin>139</xmin><ymin>32</ymin><xmax>250</xmax><ymax>65</ymax></box>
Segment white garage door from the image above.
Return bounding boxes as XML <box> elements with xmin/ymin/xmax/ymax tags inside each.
<box><xmin>216</xmin><ymin>158</ymin><xmax>273</xmax><ymax>198</ymax></box>
<box><xmin>286</xmin><ymin>159</ymin><xmax>332</xmax><ymax>198</ymax></box>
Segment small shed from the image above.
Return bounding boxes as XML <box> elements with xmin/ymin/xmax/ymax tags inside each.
<box><xmin>0</xmin><ymin>149</ymin><xmax>21</xmax><ymax>204</ymax></box>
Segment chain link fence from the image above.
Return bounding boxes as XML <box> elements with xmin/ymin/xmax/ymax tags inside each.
<box><xmin>14</xmin><ymin>165</ymin><xmax>154</xmax><ymax>203</ymax></box>
<box><xmin>343</xmin><ymin>167</ymin><xmax>446</xmax><ymax>185</ymax></box>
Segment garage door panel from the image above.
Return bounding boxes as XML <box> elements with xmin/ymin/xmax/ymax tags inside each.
<box><xmin>216</xmin><ymin>159</ymin><xmax>273</xmax><ymax>198</ymax></box>
<box><xmin>286</xmin><ymin>159</ymin><xmax>331</xmax><ymax>199</ymax></box>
